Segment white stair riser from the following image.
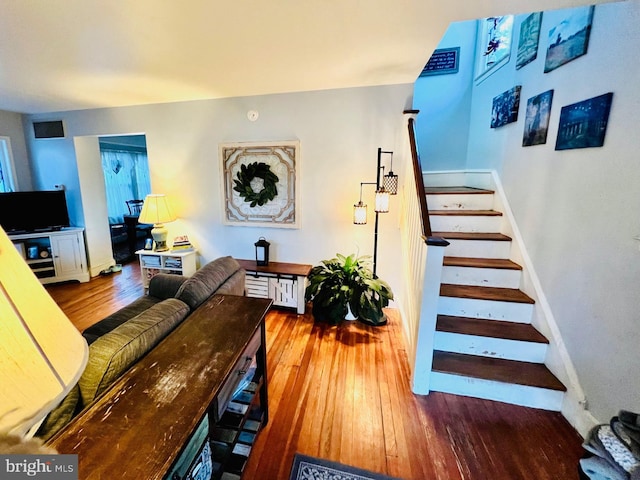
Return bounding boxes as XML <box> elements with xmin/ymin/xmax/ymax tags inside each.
<box><xmin>442</xmin><ymin>265</ymin><xmax>521</xmax><ymax>288</ymax></box>
<box><xmin>431</xmin><ymin>215</ymin><xmax>502</xmax><ymax>233</ymax></box>
<box><xmin>427</xmin><ymin>193</ymin><xmax>493</xmax><ymax>211</ymax></box>
<box><xmin>434</xmin><ymin>332</ymin><xmax>547</xmax><ymax>363</ymax></box>
<box><xmin>429</xmin><ymin>372</ymin><xmax>563</xmax><ymax>411</ymax></box>
<box><xmin>438</xmin><ymin>296</ymin><xmax>533</xmax><ymax>323</ymax></box>
<box><xmin>444</xmin><ymin>239</ymin><xmax>511</xmax><ymax>259</ymax></box>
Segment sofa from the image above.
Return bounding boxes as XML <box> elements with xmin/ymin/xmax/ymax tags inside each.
<box><xmin>37</xmin><ymin>256</ymin><xmax>246</xmax><ymax>441</ymax></box>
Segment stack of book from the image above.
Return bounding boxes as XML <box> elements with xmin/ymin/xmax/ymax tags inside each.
<box><xmin>172</xmin><ymin>235</ymin><xmax>194</xmax><ymax>252</ymax></box>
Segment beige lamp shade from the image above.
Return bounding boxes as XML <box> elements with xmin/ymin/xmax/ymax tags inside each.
<box><xmin>0</xmin><ymin>226</ymin><xmax>88</xmax><ymax>438</ymax></box>
<box><xmin>138</xmin><ymin>194</ymin><xmax>176</xmax><ymax>252</ymax></box>
<box><xmin>375</xmin><ymin>187</ymin><xmax>390</xmax><ymax>213</ymax></box>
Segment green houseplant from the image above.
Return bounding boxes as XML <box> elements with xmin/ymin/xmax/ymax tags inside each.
<box><xmin>304</xmin><ymin>253</ymin><xmax>393</xmax><ymax>326</ymax></box>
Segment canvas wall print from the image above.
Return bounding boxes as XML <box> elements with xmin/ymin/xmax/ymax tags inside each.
<box><xmin>555</xmin><ymin>92</ymin><xmax>613</xmax><ymax>150</ymax></box>
<box><xmin>516</xmin><ymin>12</ymin><xmax>543</xmax><ymax>69</ymax></box>
<box><xmin>523</xmin><ymin>90</ymin><xmax>554</xmax><ymax>146</ymax></box>
<box><xmin>220</xmin><ymin>141</ymin><xmax>300</xmax><ymax>228</ymax></box>
<box><xmin>544</xmin><ymin>6</ymin><xmax>594</xmax><ymax>73</ymax></box>
<box><xmin>475</xmin><ymin>15</ymin><xmax>514</xmax><ymax>83</ymax></box>
<box><xmin>491</xmin><ymin>85</ymin><xmax>522</xmax><ymax>128</ymax></box>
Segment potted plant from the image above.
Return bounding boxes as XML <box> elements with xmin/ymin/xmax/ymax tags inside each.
<box><xmin>304</xmin><ymin>253</ymin><xmax>393</xmax><ymax>326</ymax></box>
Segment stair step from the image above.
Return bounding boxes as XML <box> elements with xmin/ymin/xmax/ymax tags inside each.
<box><xmin>432</xmin><ymin>350</ymin><xmax>565</xmax><ymax>391</ymax></box>
<box><xmin>436</xmin><ymin>315</ymin><xmax>548</xmax><ymax>344</ymax></box>
<box><xmin>443</xmin><ymin>257</ymin><xmax>522</xmax><ymax>270</ymax></box>
<box><xmin>440</xmin><ymin>284</ymin><xmax>534</xmax><ymax>304</ymax></box>
<box><xmin>430</xmin><ymin>209</ymin><xmax>502</xmax><ymax>216</ymax></box>
<box><xmin>425</xmin><ymin>186</ymin><xmax>494</xmax><ymax>195</ymax></box>
<box><xmin>434</xmin><ymin>231</ymin><xmax>511</xmax><ymax>241</ymax></box>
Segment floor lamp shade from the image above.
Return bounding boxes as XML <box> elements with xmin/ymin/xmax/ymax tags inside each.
<box><xmin>0</xmin><ymin>226</ymin><xmax>88</xmax><ymax>437</ymax></box>
<box><xmin>138</xmin><ymin>194</ymin><xmax>176</xmax><ymax>252</ymax></box>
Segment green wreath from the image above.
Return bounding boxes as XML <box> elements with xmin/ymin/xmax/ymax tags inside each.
<box><xmin>233</xmin><ymin>162</ymin><xmax>279</xmax><ymax>207</ymax></box>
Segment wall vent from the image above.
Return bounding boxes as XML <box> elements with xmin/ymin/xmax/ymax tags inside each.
<box><xmin>33</xmin><ymin>120</ymin><xmax>65</xmax><ymax>139</ymax></box>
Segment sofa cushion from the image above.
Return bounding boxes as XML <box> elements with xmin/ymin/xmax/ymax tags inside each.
<box><xmin>214</xmin><ymin>269</ymin><xmax>245</xmax><ymax>296</ymax></box>
<box><xmin>78</xmin><ymin>298</ymin><xmax>189</xmax><ymax>406</ymax></box>
<box><xmin>175</xmin><ymin>256</ymin><xmax>242</xmax><ymax>310</ymax></box>
<box><xmin>82</xmin><ymin>295</ymin><xmax>163</xmax><ymax>344</ymax></box>
<box><xmin>35</xmin><ymin>384</ymin><xmax>81</xmax><ymax>441</ymax></box>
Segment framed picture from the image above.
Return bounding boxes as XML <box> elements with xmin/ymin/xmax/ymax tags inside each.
<box><xmin>491</xmin><ymin>86</ymin><xmax>522</xmax><ymax>129</ymax></box>
<box><xmin>475</xmin><ymin>15</ymin><xmax>514</xmax><ymax>83</ymax></box>
<box><xmin>544</xmin><ymin>6</ymin><xmax>594</xmax><ymax>73</ymax></box>
<box><xmin>516</xmin><ymin>12</ymin><xmax>543</xmax><ymax>70</ymax></box>
<box><xmin>220</xmin><ymin>141</ymin><xmax>300</xmax><ymax>228</ymax></box>
<box><xmin>522</xmin><ymin>90</ymin><xmax>554</xmax><ymax>147</ymax></box>
<box><xmin>420</xmin><ymin>47</ymin><xmax>460</xmax><ymax>77</ymax></box>
<box><xmin>555</xmin><ymin>92</ymin><xmax>613</xmax><ymax>150</ymax></box>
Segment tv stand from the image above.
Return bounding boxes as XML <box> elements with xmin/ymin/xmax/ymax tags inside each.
<box><xmin>9</xmin><ymin>228</ymin><xmax>89</xmax><ymax>284</ymax></box>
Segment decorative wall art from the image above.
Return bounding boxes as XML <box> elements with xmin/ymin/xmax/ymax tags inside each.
<box><xmin>475</xmin><ymin>15</ymin><xmax>514</xmax><ymax>83</ymax></box>
<box><xmin>491</xmin><ymin>85</ymin><xmax>522</xmax><ymax>128</ymax></box>
<box><xmin>555</xmin><ymin>92</ymin><xmax>613</xmax><ymax>150</ymax></box>
<box><xmin>516</xmin><ymin>12</ymin><xmax>543</xmax><ymax>70</ymax></box>
<box><xmin>544</xmin><ymin>5</ymin><xmax>594</xmax><ymax>73</ymax></box>
<box><xmin>420</xmin><ymin>47</ymin><xmax>460</xmax><ymax>77</ymax></box>
<box><xmin>522</xmin><ymin>89</ymin><xmax>554</xmax><ymax>147</ymax></box>
<box><xmin>220</xmin><ymin>141</ymin><xmax>300</xmax><ymax>228</ymax></box>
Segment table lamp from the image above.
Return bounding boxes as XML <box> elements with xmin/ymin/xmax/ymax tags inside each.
<box><xmin>0</xmin><ymin>226</ymin><xmax>88</xmax><ymax>438</ymax></box>
<box><xmin>138</xmin><ymin>194</ymin><xmax>176</xmax><ymax>252</ymax></box>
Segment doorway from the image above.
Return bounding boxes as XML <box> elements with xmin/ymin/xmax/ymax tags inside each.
<box><xmin>99</xmin><ymin>135</ymin><xmax>151</xmax><ymax>263</ymax></box>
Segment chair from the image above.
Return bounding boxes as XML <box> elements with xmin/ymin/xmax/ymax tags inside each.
<box><xmin>126</xmin><ymin>199</ymin><xmax>145</xmax><ymax>216</ymax></box>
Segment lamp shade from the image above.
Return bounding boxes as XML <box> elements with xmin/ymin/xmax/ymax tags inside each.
<box><xmin>353</xmin><ymin>201</ymin><xmax>367</xmax><ymax>225</ymax></box>
<box><xmin>138</xmin><ymin>194</ymin><xmax>176</xmax><ymax>252</ymax></box>
<box><xmin>138</xmin><ymin>194</ymin><xmax>176</xmax><ymax>225</ymax></box>
<box><xmin>0</xmin><ymin>227</ymin><xmax>88</xmax><ymax>438</ymax></box>
<box><xmin>375</xmin><ymin>187</ymin><xmax>390</xmax><ymax>213</ymax></box>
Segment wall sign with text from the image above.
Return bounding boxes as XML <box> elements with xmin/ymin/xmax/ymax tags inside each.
<box><xmin>419</xmin><ymin>47</ymin><xmax>460</xmax><ymax>77</ymax></box>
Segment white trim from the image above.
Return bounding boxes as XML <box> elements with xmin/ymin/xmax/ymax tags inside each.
<box><xmin>488</xmin><ymin>170</ymin><xmax>591</xmax><ymax>436</ymax></box>
<box><xmin>0</xmin><ymin>136</ymin><xmax>18</xmax><ymax>192</ymax></box>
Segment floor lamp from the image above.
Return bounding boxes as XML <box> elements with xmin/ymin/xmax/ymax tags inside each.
<box><xmin>353</xmin><ymin>148</ymin><xmax>397</xmax><ymax>275</ymax></box>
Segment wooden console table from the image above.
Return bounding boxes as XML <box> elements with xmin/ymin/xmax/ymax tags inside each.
<box><xmin>48</xmin><ymin>294</ymin><xmax>272</xmax><ymax>480</ymax></box>
<box><xmin>236</xmin><ymin>259</ymin><xmax>312</xmax><ymax>314</ymax></box>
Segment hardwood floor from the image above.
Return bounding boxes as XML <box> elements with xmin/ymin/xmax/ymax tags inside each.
<box><xmin>46</xmin><ymin>262</ymin><xmax>585</xmax><ymax>479</ymax></box>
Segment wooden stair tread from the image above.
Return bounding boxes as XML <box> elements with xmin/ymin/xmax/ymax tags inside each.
<box><xmin>425</xmin><ymin>186</ymin><xmax>494</xmax><ymax>195</ymax></box>
<box><xmin>436</xmin><ymin>315</ymin><xmax>548</xmax><ymax>344</ymax></box>
<box><xmin>440</xmin><ymin>283</ymin><xmax>535</xmax><ymax>304</ymax></box>
<box><xmin>443</xmin><ymin>257</ymin><xmax>522</xmax><ymax>270</ymax></box>
<box><xmin>433</xmin><ymin>231</ymin><xmax>512</xmax><ymax>241</ymax></box>
<box><xmin>430</xmin><ymin>209</ymin><xmax>502</xmax><ymax>216</ymax></box>
<box><xmin>432</xmin><ymin>351</ymin><xmax>566</xmax><ymax>391</ymax></box>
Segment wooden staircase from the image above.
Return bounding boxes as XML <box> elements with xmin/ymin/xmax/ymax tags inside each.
<box><xmin>426</xmin><ymin>186</ymin><xmax>566</xmax><ymax>410</ymax></box>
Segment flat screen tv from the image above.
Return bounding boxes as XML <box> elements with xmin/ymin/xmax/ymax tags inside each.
<box><xmin>0</xmin><ymin>190</ymin><xmax>71</xmax><ymax>234</ymax></box>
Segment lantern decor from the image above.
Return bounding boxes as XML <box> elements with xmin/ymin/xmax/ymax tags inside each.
<box><xmin>255</xmin><ymin>237</ymin><xmax>270</xmax><ymax>266</ymax></box>
<box><xmin>352</xmin><ymin>148</ymin><xmax>396</xmax><ymax>274</ymax></box>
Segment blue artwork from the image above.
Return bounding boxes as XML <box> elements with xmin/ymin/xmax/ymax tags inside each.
<box><xmin>545</xmin><ymin>6</ymin><xmax>594</xmax><ymax>73</ymax></box>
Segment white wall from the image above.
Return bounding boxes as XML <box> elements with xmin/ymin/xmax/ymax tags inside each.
<box><xmin>413</xmin><ymin>21</ymin><xmax>476</xmax><ymax>171</ymax></box>
<box><xmin>25</xmin><ymin>85</ymin><xmax>414</xmax><ymax>297</ymax></box>
<box><xmin>0</xmin><ymin>109</ymin><xmax>32</xmax><ymax>191</ymax></box>
<box><xmin>458</xmin><ymin>1</ymin><xmax>640</xmax><ymax>422</ymax></box>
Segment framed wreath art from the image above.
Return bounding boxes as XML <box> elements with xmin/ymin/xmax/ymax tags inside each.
<box><xmin>220</xmin><ymin>141</ymin><xmax>300</xmax><ymax>228</ymax></box>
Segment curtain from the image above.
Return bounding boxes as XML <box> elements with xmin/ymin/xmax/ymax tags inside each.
<box><xmin>101</xmin><ymin>149</ymin><xmax>151</xmax><ymax>224</ymax></box>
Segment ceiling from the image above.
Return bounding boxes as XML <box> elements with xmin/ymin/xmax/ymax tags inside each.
<box><xmin>0</xmin><ymin>0</ymin><xmax>614</xmax><ymax>115</ymax></box>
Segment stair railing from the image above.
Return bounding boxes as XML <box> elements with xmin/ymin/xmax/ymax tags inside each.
<box><xmin>399</xmin><ymin>110</ymin><xmax>448</xmax><ymax>395</ymax></box>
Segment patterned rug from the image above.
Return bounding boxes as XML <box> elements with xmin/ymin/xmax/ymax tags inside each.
<box><xmin>289</xmin><ymin>453</ymin><xmax>403</xmax><ymax>480</ymax></box>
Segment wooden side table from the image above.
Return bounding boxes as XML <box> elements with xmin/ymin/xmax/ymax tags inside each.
<box><xmin>236</xmin><ymin>259</ymin><xmax>312</xmax><ymax>314</ymax></box>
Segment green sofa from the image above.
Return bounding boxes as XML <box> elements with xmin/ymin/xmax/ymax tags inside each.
<box><xmin>37</xmin><ymin>256</ymin><xmax>246</xmax><ymax>441</ymax></box>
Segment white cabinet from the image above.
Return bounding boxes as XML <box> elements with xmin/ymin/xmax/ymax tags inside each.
<box><xmin>236</xmin><ymin>259</ymin><xmax>311</xmax><ymax>314</ymax></box>
<box><xmin>10</xmin><ymin>228</ymin><xmax>89</xmax><ymax>284</ymax></box>
<box><xmin>136</xmin><ymin>249</ymin><xmax>197</xmax><ymax>289</ymax></box>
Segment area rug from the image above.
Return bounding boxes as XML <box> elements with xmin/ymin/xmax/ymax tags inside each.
<box><xmin>289</xmin><ymin>453</ymin><xmax>403</xmax><ymax>480</ymax></box>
